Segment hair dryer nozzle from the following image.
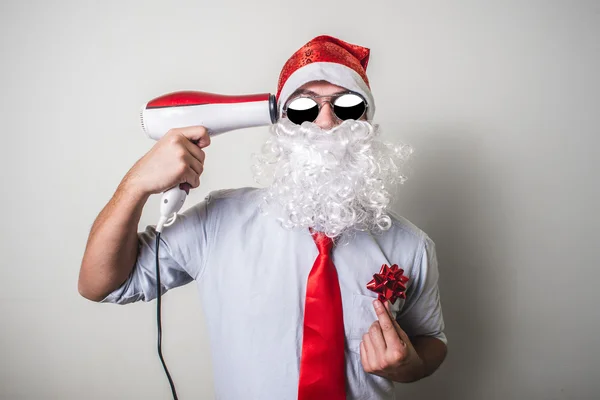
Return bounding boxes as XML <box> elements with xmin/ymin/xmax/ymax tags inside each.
<box><xmin>269</xmin><ymin>94</ymin><xmax>278</xmax><ymax>124</ymax></box>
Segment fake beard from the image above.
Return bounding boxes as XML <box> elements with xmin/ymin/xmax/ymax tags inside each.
<box><xmin>252</xmin><ymin>118</ymin><xmax>413</xmax><ymax>238</ymax></box>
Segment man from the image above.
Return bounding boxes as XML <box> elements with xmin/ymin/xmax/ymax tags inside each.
<box><xmin>79</xmin><ymin>35</ymin><xmax>447</xmax><ymax>399</ymax></box>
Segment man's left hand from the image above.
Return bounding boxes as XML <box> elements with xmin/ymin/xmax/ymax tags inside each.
<box><xmin>360</xmin><ymin>299</ymin><xmax>425</xmax><ymax>383</ymax></box>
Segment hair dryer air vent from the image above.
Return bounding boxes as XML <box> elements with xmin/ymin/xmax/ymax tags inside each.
<box><xmin>140</xmin><ymin>106</ymin><xmax>148</xmax><ymax>136</ymax></box>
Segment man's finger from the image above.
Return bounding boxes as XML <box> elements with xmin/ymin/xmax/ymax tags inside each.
<box><xmin>383</xmin><ymin>300</ymin><xmax>408</xmax><ymax>344</ymax></box>
<box><xmin>362</xmin><ymin>333</ymin><xmax>378</xmax><ymax>369</ymax></box>
<box><xmin>360</xmin><ymin>341</ymin><xmax>370</xmax><ymax>371</ymax></box>
<box><xmin>183</xmin><ymin>153</ymin><xmax>204</xmax><ymax>176</ymax></box>
<box><xmin>383</xmin><ymin>300</ymin><xmax>394</xmax><ymax>319</ymax></box>
<box><xmin>368</xmin><ymin>321</ymin><xmax>387</xmax><ymax>355</ymax></box>
<box><xmin>182</xmin><ymin>140</ymin><xmax>206</xmax><ymax>166</ymax></box>
<box><xmin>373</xmin><ymin>300</ymin><xmax>403</xmax><ymax>349</ymax></box>
<box><xmin>175</xmin><ymin>126</ymin><xmax>211</xmax><ymax>148</ymax></box>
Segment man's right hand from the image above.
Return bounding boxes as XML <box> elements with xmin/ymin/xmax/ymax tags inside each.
<box><xmin>124</xmin><ymin>126</ymin><xmax>211</xmax><ymax>195</ymax></box>
<box><xmin>78</xmin><ymin>126</ymin><xmax>211</xmax><ymax>301</ymax></box>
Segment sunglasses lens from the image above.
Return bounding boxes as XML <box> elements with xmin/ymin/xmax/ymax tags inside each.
<box><xmin>286</xmin><ymin>97</ymin><xmax>319</xmax><ymax>125</ymax></box>
<box><xmin>333</xmin><ymin>94</ymin><xmax>366</xmax><ymax>121</ymax></box>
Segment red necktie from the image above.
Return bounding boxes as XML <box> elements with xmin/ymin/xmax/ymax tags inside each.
<box><xmin>298</xmin><ymin>230</ymin><xmax>346</xmax><ymax>400</ymax></box>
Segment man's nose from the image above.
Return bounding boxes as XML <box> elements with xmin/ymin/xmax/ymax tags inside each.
<box><xmin>313</xmin><ymin>102</ymin><xmax>338</xmax><ymax>130</ymax></box>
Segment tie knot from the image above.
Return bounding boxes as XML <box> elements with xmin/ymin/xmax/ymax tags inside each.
<box><xmin>311</xmin><ymin>230</ymin><xmax>334</xmax><ymax>255</ymax></box>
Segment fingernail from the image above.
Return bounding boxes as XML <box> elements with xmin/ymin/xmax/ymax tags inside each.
<box><xmin>373</xmin><ymin>300</ymin><xmax>381</xmax><ymax>309</ymax></box>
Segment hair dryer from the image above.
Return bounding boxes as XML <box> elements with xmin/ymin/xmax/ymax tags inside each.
<box><xmin>140</xmin><ymin>90</ymin><xmax>278</xmax><ymax>232</ymax></box>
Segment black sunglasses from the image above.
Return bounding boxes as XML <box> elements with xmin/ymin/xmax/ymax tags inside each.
<box><xmin>283</xmin><ymin>92</ymin><xmax>368</xmax><ymax>125</ymax></box>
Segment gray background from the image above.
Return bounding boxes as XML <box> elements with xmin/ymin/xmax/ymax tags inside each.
<box><xmin>1</xmin><ymin>0</ymin><xmax>599</xmax><ymax>399</ymax></box>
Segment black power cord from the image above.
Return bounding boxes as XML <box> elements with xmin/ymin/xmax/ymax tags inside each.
<box><xmin>155</xmin><ymin>232</ymin><xmax>179</xmax><ymax>400</ymax></box>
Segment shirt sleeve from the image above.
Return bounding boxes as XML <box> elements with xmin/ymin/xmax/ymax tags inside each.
<box><xmin>100</xmin><ymin>194</ymin><xmax>213</xmax><ymax>305</ymax></box>
<box><xmin>396</xmin><ymin>235</ymin><xmax>447</xmax><ymax>345</ymax></box>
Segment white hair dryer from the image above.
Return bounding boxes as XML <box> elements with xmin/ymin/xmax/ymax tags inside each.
<box><xmin>140</xmin><ymin>90</ymin><xmax>278</xmax><ymax>231</ymax></box>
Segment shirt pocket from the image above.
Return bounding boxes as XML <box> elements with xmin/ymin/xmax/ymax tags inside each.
<box><xmin>347</xmin><ymin>293</ymin><xmax>377</xmax><ymax>355</ymax></box>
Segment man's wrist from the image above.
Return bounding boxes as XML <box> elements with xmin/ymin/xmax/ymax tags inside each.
<box><xmin>387</xmin><ymin>356</ymin><xmax>426</xmax><ymax>383</ymax></box>
<box><xmin>119</xmin><ymin>174</ymin><xmax>152</xmax><ymax>203</ymax></box>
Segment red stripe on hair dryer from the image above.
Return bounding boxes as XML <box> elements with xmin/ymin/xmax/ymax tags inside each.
<box><xmin>140</xmin><ymin>91</ymin><xmax>278</xmax><ymax>232</ymax></box>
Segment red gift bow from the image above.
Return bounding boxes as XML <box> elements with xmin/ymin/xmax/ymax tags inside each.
<box><xmin>366</xmin><ymin>264</ymin><xmax>409</xmax><ymax>305</ymax></box>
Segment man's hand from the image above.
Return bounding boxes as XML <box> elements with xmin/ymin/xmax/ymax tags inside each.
<box><xmin>78</xmin><ymin>126</ymin><xmax>211</xmax><ymax>302</ymax></box>
<box><xmin>124</xmin><ymin>126</ymin><xmax>211</xmax><ymax>196</ymax></box>
<box><xmin>360</xmin><ymin>299</ymin><xmax>426</xmax><ymax>383</ymax></box>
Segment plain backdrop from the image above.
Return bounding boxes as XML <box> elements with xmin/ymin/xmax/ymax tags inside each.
<box><xmin>1</xmin><ymin>0</ymin><xmax>599</xmax><ymax>399</ymax></box>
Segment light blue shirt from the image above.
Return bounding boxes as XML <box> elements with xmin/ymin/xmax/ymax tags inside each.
<box><xmin>102</xmin><ymin>187</ymin><xmax>446</xmax><ymax>399</ymax></box>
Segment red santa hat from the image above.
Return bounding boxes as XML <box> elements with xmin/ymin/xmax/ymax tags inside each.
<box><xmin>276</xmin><ymin>35</ymin><xmax>376</xmax><ymax>120</ymax></box>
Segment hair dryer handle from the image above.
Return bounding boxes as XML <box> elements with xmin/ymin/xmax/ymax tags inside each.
<box><xmin>156</xmin><ymin>184</ymin><xmax>190</xmax><ymax>233</ymax></box>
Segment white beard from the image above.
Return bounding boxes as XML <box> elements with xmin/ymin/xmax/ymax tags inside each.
<box><xmin>252</xmin><ymin>118</ymin><xmax>413</xmax><ymax>239</ymax></box>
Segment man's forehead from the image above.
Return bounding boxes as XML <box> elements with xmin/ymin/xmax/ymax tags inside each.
<box><xmin>292</xmin><ymin>81</ymin><xmax>349</xmax><ymax>97</ymax></box>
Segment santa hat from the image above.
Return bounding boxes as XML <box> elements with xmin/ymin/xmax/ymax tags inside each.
<box><xmin>276</xmin><ymin>35</ymin><xmax>376</xmax><ymax>120</ymax></box>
